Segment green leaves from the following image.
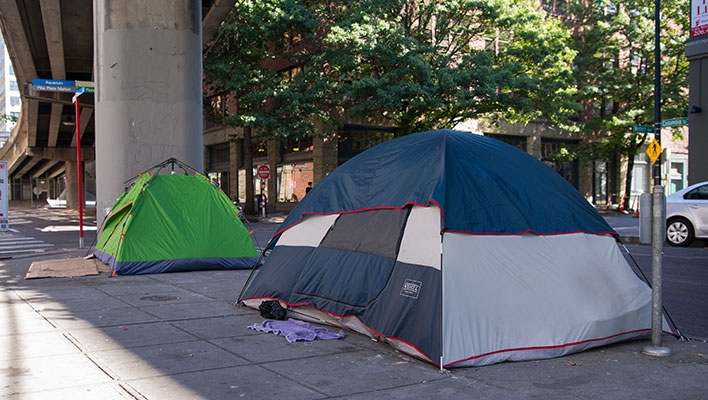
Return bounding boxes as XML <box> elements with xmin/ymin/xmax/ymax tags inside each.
<box><xmin>566</xmin><ymin>0</ymin><xmax>688</xmax><ymax>161</ymax></box>
<box><xmin>203</xmin><ymin>1</ymin><xmax>575</xmax><ymax>138</ymax></box>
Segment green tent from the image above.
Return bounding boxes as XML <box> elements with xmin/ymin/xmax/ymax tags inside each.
<box><xmin>94</xmin><ymin>173</ymin><xmax>258</xmax><ymax>275</ymax></box>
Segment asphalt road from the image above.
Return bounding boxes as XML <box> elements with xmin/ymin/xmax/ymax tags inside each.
<box><xmin>0</xmin><ymin>207</ymin><xmax>98</xmax><ymax>260</ymax></box>
<box><xmin>621</xmin><ymin>244</ymin><xmax>708</xmax><ymax>340</ymax></box>
<box><xmin>3</xmin><ymin>205</ymin><xmax>707</xmax><ymax>340</ymax></box>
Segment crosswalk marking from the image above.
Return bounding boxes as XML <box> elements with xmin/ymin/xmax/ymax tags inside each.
<box><xmin>0</xmin><ymin>239</ymin><xmax>45</xmax><ymax>245</ymax></box>
<box><xmin>1</xmin><ymin>248</ymin><xmax>50</xmax><ymax>254</ymax></box>
<box><xmin>1</xmin><ymin>243</ymin><xmax>54</xmax><ymax>250</ymax></box>
<box><xmin>0</xmin><ymin>233</ymin><xmax>54</xmax><ymax>257</ymax></box>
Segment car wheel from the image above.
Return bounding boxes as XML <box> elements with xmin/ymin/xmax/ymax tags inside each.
<box><xmin>666</xmin><ymin>217</ymin><xmax>695</xmax><ymax>247</ymax></box>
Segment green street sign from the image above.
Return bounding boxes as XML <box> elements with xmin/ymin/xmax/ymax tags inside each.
<box><xmin>661</xmin><ymin>117</ymin><xmax>688</xmax><ymax>128</ymax></box>
<box><xmin>633</xmin><ymin>125</ymin><xmax>654</xmax><ymax>133</ymax></box>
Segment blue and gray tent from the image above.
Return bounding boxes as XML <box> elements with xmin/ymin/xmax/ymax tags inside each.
<box><xmin>240</xmin><ymin>129</ymin><xmax>662</xmax><ymax>368</ymax></box>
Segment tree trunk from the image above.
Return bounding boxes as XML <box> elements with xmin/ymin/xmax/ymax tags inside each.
<box><xmin>623</xmin><ymin>154</ymin><xmax>635</xmax><ymax>211</ymax></box>
<box><xmin>244</xmin><ymin>126</ymin><xmax>255</xmax><ymax>215</ymax></box>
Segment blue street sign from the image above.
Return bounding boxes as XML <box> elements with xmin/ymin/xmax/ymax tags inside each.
<box><xmin>31</xmin><ymin>79</ymin><xmax>76</xmax><ymax>87</ymax></box>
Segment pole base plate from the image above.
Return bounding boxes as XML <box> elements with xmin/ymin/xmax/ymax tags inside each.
<box><xmin>642</xmin><ymin>345</ymin><xmax>672</xmax><ymax>357</ymax></box>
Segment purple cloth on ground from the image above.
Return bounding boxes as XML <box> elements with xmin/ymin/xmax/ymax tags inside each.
<box><xmin>248</xmin><ymin>318</ymin><xmax>346</xmax><ymax>343</ymax></box>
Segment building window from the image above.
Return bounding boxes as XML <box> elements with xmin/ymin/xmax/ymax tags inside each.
<box><xmin>338</xmin><ymin>125</ymin><xmax>397</xmax><ymax>165</ymax></box>
<box><xmin>542</xmin><ymin>0</ymin><xmax>568</xmax><ymax>15</ymax></box>
<box><xmin>207</xmin><ymin>171</ymin><xmax>229</xmax><ymax>198</ymax></box>
<box><xmin>10</xmin><ymin>96</ymin><xmax>19</xmax><ymax>106</ymax></box>
<box><xmin>593</xmin><ymin>161</ymin><xmax>608</xmax><ymax>204</ymax></box>
<box><xmin>205</xmin><ymin>94</ymin><xmax>228</xmax><ymax>131</ymax></box>
<box><xmin>283</xmin><ymin>136</ymin><xmax>313</xmax><ymax>154</ymax></box>
<box><xmin>541</xmin><ymin>138</ymin><xmax>579</xmax><ymax>188</ymax></box>
<box><xmin>208</xmin><ymin>143</ymin><xmax>230</xmax><ymax>170</ymax></box>
<box><xmin>486</xmin><ymin>133</ymin><xmax>527</xmax><ymax>151</ymax></box>
<box><xmin>668</xmin><ymin>160</ymin><xmax>686</xmax><ymax>195</ymax></box>
<box><xmin>252</xmin><ymin>140</ymin><xmax>267</xmax><ymax>158</ymax></box>
<box><xmin>282</xmin><ymin>65</ymin><xmax>304</xmax><ymax>82</ymax></box>
<box><xmin>238</xmin><ymin>169</ymin><xmax>246</xmax><ymax>204</ymax></box>
<box><xmin>274</xmin><ymin>32</ymin><xmax>304</xmax><ymax>54</ymax></box>
<box><xmin>276</xmin><ymin>162</ymin><xmax>313</xmax><ymax>202</ymax></box>
<box><xmin>9</xmin><ymin>80</ymin><xmax>17</xmax><ymax>91</ymax></box>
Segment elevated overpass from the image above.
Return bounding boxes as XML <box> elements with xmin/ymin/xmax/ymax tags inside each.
<box><xmin>0</xmin><ymin>0</ymin><xmax>237</xmax><ymax>207</ymax></box>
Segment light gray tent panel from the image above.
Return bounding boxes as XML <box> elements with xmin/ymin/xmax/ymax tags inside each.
<box><xmin>277</xmin><ymin>214</ymin><xmax>339</xmax><ymax>247</ymax></box>
<box><xmin>397</xmin><ymin>205</ymin><xmax>441</xmax><ymax>270</ymax></box>
<box><xmin>441</xmin><ymin>232</ymin><xmax>653</xmax><ymax>367</ymax></box>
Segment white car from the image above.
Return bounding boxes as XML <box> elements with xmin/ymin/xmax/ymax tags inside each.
<box><xmin>666</xmin><ymin>181</ymin><xmax>708</xmax><ymax>246</ymax></box>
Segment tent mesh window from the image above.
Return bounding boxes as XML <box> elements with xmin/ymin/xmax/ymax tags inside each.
<box><xmin>318</xmin><ymin>208</ymin><xmax>410</xmax><ymax>258</ymax></box>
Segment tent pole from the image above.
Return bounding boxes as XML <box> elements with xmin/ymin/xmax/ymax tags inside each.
<box><xmin>440</xmin><ymin>227</ymin><xmax>446</xmax><ymax>372</ymax></box>
<box><xmin>620</xmin><ymin>242</ymin><xmax>686</xmax><ymax>341</ymax></box>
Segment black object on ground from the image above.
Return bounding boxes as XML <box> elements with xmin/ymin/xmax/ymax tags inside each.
<box><xmin>259</xmin><ymin>299</ymin><xmax>287</xmax><ymax>320</ymax></box>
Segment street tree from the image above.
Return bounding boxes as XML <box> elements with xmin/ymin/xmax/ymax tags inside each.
<box><xmin>204</xmin><ymin>0</ymin><xmax>578</xmax><ymax>139</ymax></box>
<box><xmin>559</xmin><ymin>0</ymin><xmax>689</xmax><ymax>208</ymax></box>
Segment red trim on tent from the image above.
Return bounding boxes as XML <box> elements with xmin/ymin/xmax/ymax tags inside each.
<box><xmin>242</xmin><ymin>296</ymin><xmax>440</xmax><ymax>366</ymax></box>
<box><xmin>268</xmin><ymin>200</ymin><xmax>615</xmax><ymax>242</ymax></box>
<box><xmin>445</xmin><ymin>229</ymin><xmax>618</xmax><ymax>237</ymax></box>
<box><xmin>243</xmin><ymin>297</ymin><xmax>661</xmax><ymax>368</ymax></box>
<box><xmin>443</xmin><ymin>329</ymin><xmax>655</xmax><ymax>367</ymax></box>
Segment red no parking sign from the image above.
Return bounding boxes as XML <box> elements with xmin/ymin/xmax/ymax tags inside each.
<box><xmin>257</xmin><ymin>165</ymin><xmax>270</xmax><ymax>180</ymax></box>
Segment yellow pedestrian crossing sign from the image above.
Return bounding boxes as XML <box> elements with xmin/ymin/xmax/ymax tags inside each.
<box><xmin>646</xmin><ymin>138</ymin><xmax>662</xmax><ymax>164</ymax></box>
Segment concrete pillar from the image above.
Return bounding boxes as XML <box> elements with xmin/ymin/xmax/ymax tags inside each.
<box><xmin>94</xmin><ymin>0</ymin><xmax>203</xmax><ymax>222</ymax></box>
<box><xmin>526</xmin><ymin>134</ymin><xmax>542</xmax><ymax>158</ymax></box>
<box><xmin>313</xmin><ymin>121</ymin><xmax>338</xmax><ymax>184</ymax></box>
<box><xmin>686</xmin><ymin>38</ymin><xmax>708</xmax><ymax>185</ymax></box>
<box><xmin>64</xmin><ymin>161</ymin><xmax>79</xmax><ymax>210</ymax></box>
<box><xmin>313</xmin><ymin>135</ymin><xmax>338</xmax><ymax>183</ymax></box>
<box><xmin>578</xmin><ymin>160</ymin><xmax>593</xmax><ymax>201</ymax></box>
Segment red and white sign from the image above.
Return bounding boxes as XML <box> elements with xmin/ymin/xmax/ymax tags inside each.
<box><xmin>692</xmin><ymin>0</ymin><xmax>708</xmax><ymax>37</ymax></box>
<box><xmin>0</xmin><ymin>161</ymin><xmax>8</xmax><ymax>231</ymax></box>
<box><xmin>257</xmin><ymin>165</ymin><xmax>271</xmax><ymax>180</ymax></box>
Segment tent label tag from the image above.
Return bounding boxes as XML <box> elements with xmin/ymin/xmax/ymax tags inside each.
<box><xmin>400</xmin><ymin>279</ymin><xmax>422</xmax><ymax>299</ymax></box>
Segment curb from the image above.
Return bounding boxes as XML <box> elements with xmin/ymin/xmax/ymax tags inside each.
<box><xmin>619</xmin><ymin>236</ymin><xmax>643</xmax><ymax>245</ymax></box>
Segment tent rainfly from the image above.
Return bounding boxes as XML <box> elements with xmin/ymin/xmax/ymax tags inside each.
<box><xmin>94</xmin><ymin>172</ymin><xmax>258</xmax><ymax>275</ymax></box>
<box><xmin>240</xmin><ymin>129</ymin><xmax>666</xmax><ymax>368</ymax></box>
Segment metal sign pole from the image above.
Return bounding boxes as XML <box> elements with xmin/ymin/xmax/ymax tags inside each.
<box><xmin>643</xmin><ymin>0</ymin><xmax>670</xmax><ymax>358</ymax></box>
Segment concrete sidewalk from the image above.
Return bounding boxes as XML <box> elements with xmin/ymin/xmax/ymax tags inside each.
<box><xmin>1</xmin><ymin>249</ymin><xmax>707</xmax><ymax>399</ymax></box>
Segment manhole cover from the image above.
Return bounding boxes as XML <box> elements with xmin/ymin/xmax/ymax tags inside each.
<box><xmin>140</xmin><ymin>295</ymin><xmax>180</xmax><ymax>302</ymax></box>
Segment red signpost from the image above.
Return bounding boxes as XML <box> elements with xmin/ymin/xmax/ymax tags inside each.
<box><xmin>75</xmin><ymin>95</ymin><xmax>84</xmax><ymax>248</ymax></box>
<box><xmin>257</xmin><ymin>165</ymin><xmax>270</xmax><ymax>217</ymax></box>
<box><xmin>72</xmin><ymin>85</ymin><xmax>93</xmax><ymax>248</ymax></box>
